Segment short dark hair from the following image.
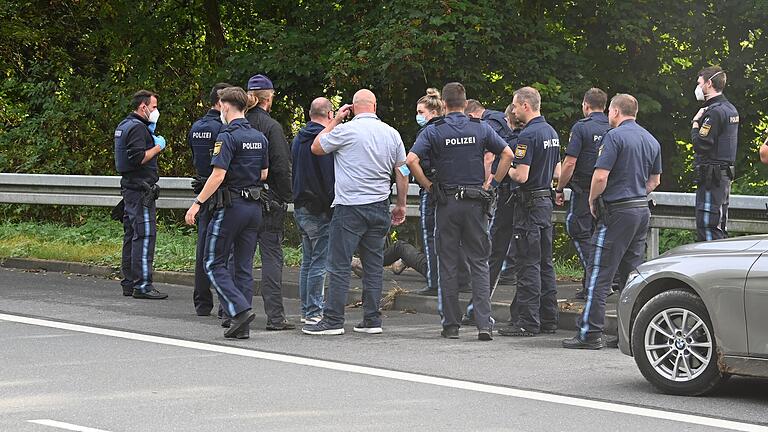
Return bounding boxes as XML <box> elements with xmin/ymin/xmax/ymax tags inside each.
<box><xmin>442</xmin><ymin>82</ymin><xmax>467</xmax><ymax>109</ymax></box>
<box><xmin>131</xmin><ymin>90</ymin><xmax>157</xmax><ymax>110</ymax></box>
<box><xmin>218</xmin><ymin>87</ymin><xmax>248</xmax><ymax>111</ymax></box>
<box><xmin>699</xmin><ymin>66</ymin><xmax>727</xmax><ymax>92</ymax></box>
<box><xmin>610</xmin><ymin>93</ymin><xmax>638</xmax><ymax>117</ymax></box>
<box><xmin>464</xmin><ymin>99</ymin><xmax>484</xmax><ymax>114</ymax></box>
<box><xmin>583</xmin><ymin>88</ymin><xmax>607</xmax><ymax>111</ymax></box>
<box><xmin>210</xmin><ymin>83</ymin><xmax>233</xmax><ymax>107</ymax></box>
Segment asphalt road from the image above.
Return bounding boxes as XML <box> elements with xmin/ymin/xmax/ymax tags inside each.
<box><xmin>1</xmin><ymin>267</ymin><xmax>767</xmax><ymax>432</ymax></box>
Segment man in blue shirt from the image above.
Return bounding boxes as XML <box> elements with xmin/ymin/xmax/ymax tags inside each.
<box><xmin>555</xmin><ymin>88</ymin><xmax>610</xmax><ymax>299</ymax></box>
<box><xmin>563</xmin><ymin>94</ymin><xmax>662</xmax><ymax>349</ymax></box>
<box><xmin>408</xmin><ymin>82</ymin><xmax>514</xmax><ymax>341</ymax></box>
<box><xmin>185</xmin><ymin>87</ymin><xmax>270</xmax><ymax>340</ymax></box>
<box><xmin>292</xmin><ymin>97</ymin><xmax>335</xmax><ymax>325</ymax></box>
<box><xmin>498</xmin><ymin>87</ymin><xmax>561</xmax><ymax>337</ymax></box>
<box><xmin>188</xmin><ymin>82</ymin><xmax>230</xmax><ymax>316</ymax></box>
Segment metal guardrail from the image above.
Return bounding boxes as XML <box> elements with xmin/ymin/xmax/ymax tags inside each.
<box><xmin>1</xmin><ymin>173</ymin><xmax>767</xmax><ymax>258</ymax></box>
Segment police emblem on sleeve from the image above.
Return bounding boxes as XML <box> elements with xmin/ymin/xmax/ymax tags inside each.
<box><xmin>598</xmin><ymin>144</ymin><xmax>604</xmax><ymax>156</ymax></box>
<box><xmin>515</xmin><ymin>144</ymin><xmax>527</xmax><ymax>159</ymax></box>
<box><xmin>699</xmin><ymin>123</ymin><xmax>711</xmax><ymax>137</ymax></box>
<box><xmin>213</xmin><ymin>141</ymin><xmax>222</xmax><ymax>155</ymax></box>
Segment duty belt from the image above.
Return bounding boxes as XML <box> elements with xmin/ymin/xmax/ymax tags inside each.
<box><xmin>605</xmin><ymin>198</ymin><xmax>648</xmax><ymax>211</ymax></box>
<box><xmin>522</xmin><ymin>188</ymin><xmax>552</xmax><ymax>199</ymax></box>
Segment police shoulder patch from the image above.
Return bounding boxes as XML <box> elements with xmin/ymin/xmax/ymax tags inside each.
<box><xmin>515</xmin><ymin>144</ymin><xmax>527</xmax><ymax>159</ymax></box>
<box><xmin>213</xmin><ymin>141</ymin><xmax>223</xmax><ymax>155</ymax></box>
<box><xmin>699</xmin><ymin>124</ymin><xmax>711</xmax><ymax>137</ymax></box>
<box><xmin>598</xmin><ymin>144</ymin><xmax>604</xmax><ymax>157</ymax></box>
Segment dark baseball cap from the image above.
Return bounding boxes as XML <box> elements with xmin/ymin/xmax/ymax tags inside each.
<box><xmin>247</xmin><ymin>74</ymin><xmax>274</xmax><ymax>91</ymax></box>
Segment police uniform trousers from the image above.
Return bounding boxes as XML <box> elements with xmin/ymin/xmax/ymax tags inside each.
<box><xmin>465</xmin><ymin>185</ymin><xmax>516</xmax><ymax>319</ymax></box>
<box><xmin>257</xmin><ymin>206</ymin><xmax>288</xmax><ymax>325</ymax></box>
<box><xmin>578</xmin><ymin>206</ymin><xmax>649</xmax><ymax>338</ymax></box>
<box><xmin>194</xmin><ymin>205</ymin><xmax>214</xmax><ymax>315</ymax></box>
<box><xmin>419</xmin><ymin>189</ymin><xmax>472</xmax><ymax>291</ymax></box>
<box><xmin>566</xmin><ymin>187</ymin><xmax>595</xmax><ymax>289</ymax></box>
<box><xmin>205</xmin><ymin>196</ymin><xmax>263</xmax><ymax>319</ymax></box>
<box><xmin>695</xmin><ymin>170</ymin><xmax>730</xmax><ymax>242</ymax></box>
<box><xmin>434</xmin><ymin>196</ymin><xmax>492</xmax><ymax>330</ymax></box>
<box><xmin>120</xmin><ymin>188</ymin><xmax>157</xmax><ymax>294</ymax></box>
<box><xmin>511</xmin><ymin>196</ymin><xmax>558</xmax><ymax>332</ymax></box>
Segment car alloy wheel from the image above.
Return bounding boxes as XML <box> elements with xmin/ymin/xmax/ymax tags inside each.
<box><xmin>644</xmin><ymin>307</ymin><xmax>713</xmax><ymax>382</ymax></box>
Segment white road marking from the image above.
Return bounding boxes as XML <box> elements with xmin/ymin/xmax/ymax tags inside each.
<box><xmin>4</xmin><ymin>313</ymin><xmax>767</xmax><ymax>432</ymax></box>
<box><xmin>27</xmin><ymin>419</ymin><xmax>112</xmax><ymax>432</ymax></box>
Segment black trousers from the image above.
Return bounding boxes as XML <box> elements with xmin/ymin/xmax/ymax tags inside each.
<box><xmin>434</xmin><ymin>197</ymin><xmax>492</xmax><ymax>330</ymax></box>
<box><xmin>511</xmin><ymin>196</ymin><xmax>558</xmax><ymax>332</ymax></box>
<box><xmin>257</xmin><ymin>208</ymin><xmax>288</xmax><ymax>325</ymax></box>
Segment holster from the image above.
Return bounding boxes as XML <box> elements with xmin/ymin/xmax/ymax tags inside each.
<box><xmin>241</xmin><ymin>186</ymin><xmax>263</xmax><ymax>202</ymax></box>
<box><xmin>207</xmin><ymin>188</ymin><xmax>232</xmax><ymax>211</ymax></box>
<box><xmin>191</xmin><ymin>176</ymin><xmax>207</xmax><ymax>194</ymax></box>
<box><xmin>111</xmin><ymin>199</ymin><xmax>125</xmax><ymax>221</ymax></box>
<box><xmin>595</xmin><ymin>195</ymin><xmax>608</xmax><ymax>221</ymax></box>
<box><xmin>455</xmin><ymin>186</ymin><xmax>495</xmax><ymax>216</ymax></box>
<box><xmin>429</xmin><ymin>183</ymin><xmax>447</xmax><ymax>206</ymax></box>
<box><xmin>259</xmin><ymin>184</ymin><xmax>288</xmax><ymax>215</ymax></box>
<box><xmin>140</xmin><ymin>182</ymin><xmax>160</xmax><ymax>207</ymax></box>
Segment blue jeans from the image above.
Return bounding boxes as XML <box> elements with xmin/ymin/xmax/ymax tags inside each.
<box><xmin>294</xmin><ymin>207</ymin><xmax>330</xmax><ymax>319</ymax></box>
<box><xmin>324</xmin><ymin>200</ymin><xmax>391</xmax><ymax>327</ymax></box>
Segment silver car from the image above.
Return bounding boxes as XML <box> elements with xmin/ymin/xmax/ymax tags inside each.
<box><xmin>618</xmin><ymin>235</ymin><xmax>768</xmax><ymax>395</ymax></box>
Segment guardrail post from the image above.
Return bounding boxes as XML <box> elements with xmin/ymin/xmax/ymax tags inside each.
<box><xmin>646</xmin><ymin>227</ymin><xmax>660</xmax><ymax>260</ymax></box>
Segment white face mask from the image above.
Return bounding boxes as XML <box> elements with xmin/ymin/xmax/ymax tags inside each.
<box><xmin>220</xmin><ymin>109</ymin><xmax>228</xmax><ymax>125</ymax></box>
<box><xmin>145</xmin><ymin>107</ymin><xmax>160</xmax><ymax>124</ymax></box>
<box><xmin>694</xmin><ymin>85</ymin><xmax>705</xmax><ymax>101</ymax></box>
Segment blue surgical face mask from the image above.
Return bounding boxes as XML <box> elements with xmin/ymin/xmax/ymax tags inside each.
<box><xmin>416</xmin><ymin>114</ymin><xmax>428</xmax><ymax>127</ymax></box>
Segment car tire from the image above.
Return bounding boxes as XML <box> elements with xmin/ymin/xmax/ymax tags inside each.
<box><xmin>631</xmin><ymin>289</ymin><xmax>724</xmax><ymax>396</ymax></box>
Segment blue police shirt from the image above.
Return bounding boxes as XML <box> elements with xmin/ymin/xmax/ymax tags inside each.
<box><xmin>481</xmin><ymin>109</ymin><xmax>515</xmax><ymax>145</ymax></box>
<box><xmin>411</xmin><ymin>112</ymin><xmax>508</xmax><ymax>187</ymax></box>
<box><xmin>492</xmin><ymin>128</ymin><xmax>520</xmax><ymax>187</ymax></box>
<box><xmin>211</xmin><ymin>118</ymin><xmax>269</xmax><ymax>190</ymax></box>
<box><xmin>595</xmin><ymin>119</ymin><xmax>662</xmax><ymax>202</ymax></box>
<box><xmin>566</xmin><ymin>112</ymin><xmax>609</xmax><ymax>179</ymax></box>
<box><xmin>513</xmin><ymin>116</ymin><xmax>560</xmax><ymax>191</ymax></box>
<box><xmin>188</xmin><ymin>109</ymin><xmax>224</xmax><ymax>178</ymax></box>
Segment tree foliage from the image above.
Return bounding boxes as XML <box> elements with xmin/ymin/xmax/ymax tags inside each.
<box><xmin>2</xmin><ymin>0</ymin><xmax>768</xmax><ymax>192</ymax></box>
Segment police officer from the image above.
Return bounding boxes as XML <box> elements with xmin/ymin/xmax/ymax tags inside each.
<box><xmin>555</xmin><ymin>88</ymin><xmax>610</xmax><ymax>299</ymax></box>
<box><xmin>188</xmin><ymin>82</ymin><xmax>231</xmax><ymax>316</ymax></box>
<box><xmin>497</xmin><ymin>87</ymin><xmax>560</xmax><ymax>337</ymax></box>
<box><xmin>407</xmin><ymin>82</ymin><xmax>514</xmax><ymax>341</ymax></box>
<box><xmin>562</xmin><ymin>94</ymin><xmax>662</xmax><ymax>349</ymax></box>
<box><xmin>114</xmin><ymin>90</ymin><xmax>168</xmax><ymax>300</ymax></box>
<box><xmin>245</xmin><ymin>74</ymin><xmax>295</xmax><ymax>330</ymax></box>
<box><xmin>462</xmin><ymin>102</ymin><xmax>522</xmax><ymax>325</ymax></box>
<box><xmin>185</xmin><ymin>87</ymin><xmax>269</xmax><ymax>339</ymax></box>
<box><xmin>691</xmin><ymin>66</ymin><xmax>739</xmax><ymax>242</ymax></box>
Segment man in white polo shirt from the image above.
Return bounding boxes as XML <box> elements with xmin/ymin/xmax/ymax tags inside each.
<box><xmin>303</xmin><ymin>89</ymin><xmax>408</xmax><ymax>335</ymax></box>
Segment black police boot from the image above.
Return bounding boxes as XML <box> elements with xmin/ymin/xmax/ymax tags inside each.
<box><xmin>603</xmin><ymin>335</ymin><xmax>619</xmax><ymax>348</ymax></box>
<box><xmin>441</xmin><ymin>326</ymin><xmax>459</xmax><ymax>339</ymax></box>
<box><xmin>132</xmin><ymin>288</ymin><xmax>168</xmax><ymax>300</ymax></box>
<box><xmin>122</xmin><ymin>286</ymin><xmax>134</xmax><ymax>297</ymax></box>
<box><xmin>541</xmin><ymin>323</ymin><xmax>558</xmax><ymax>334</ymax></box>
<box><xmin>562</xmin><ymin>334</ymin><xmax>603</xmax><ymax>350</ymax></box>
<box><xmin>478</xmin><ymin>328</ymin><xmax>493</xmax><ymax>341</ymax></box>
<box><xmin>224</xmin><ymin>310</ymin><xmax>255</xmax><ymax>338</ymax></box>
<box><xmin>221</xmin><ymin>317</ymin><xmax>231</xmax><ymax>328</ymax></box>
<box><xmin>266</xmin><ymin>319</ymin><xmax>296</xmax><ymax>331</ymax></box>
<box><xmin>225</xmin><ymin>326</ymin><xmax>250</xmax><ymax>340</ymax></box>
<box><xmin>574</xmin><ymin>289</ymin><xmax>587</xmax><ymax>300</ymax></box>
<box><xmin>416</xmin><ymin>286</ymin><xmax>438</xmax><ymax>296</ymax></box>
<box><xmin>498</xmin><ymin>324</ymin><xmax>538</xmax><ymax>337</ymax></box>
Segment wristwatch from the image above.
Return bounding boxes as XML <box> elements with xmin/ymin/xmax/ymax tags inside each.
<box><xmin>194</xmin><ymin>198</ymin><xmax>204</xmax><ymax>205</ymax></box>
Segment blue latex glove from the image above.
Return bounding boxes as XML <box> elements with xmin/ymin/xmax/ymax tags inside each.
<box><xmin>148</xmin><ymin>122</ymin><xmax>157</xmax><ymax>134</ymax></box>
<box><xmin>153</xmin><ymin>135</ymin><xmax>166</xmax><ymax>150</ymax></box>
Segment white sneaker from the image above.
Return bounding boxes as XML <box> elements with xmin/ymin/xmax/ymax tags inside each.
<box><xmin>305</xmin><ymin>316</ymin><xmax>322</xmax><ymax>325</ymax></box>
<box><xmin>353</xmin><ymin>321</ymin><xmax>383</xmax><ymax>334</ymax></box>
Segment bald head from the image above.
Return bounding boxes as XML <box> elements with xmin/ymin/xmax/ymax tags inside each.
<box><xmin>352</xmin><ymin>89</ymin><xmax>376</xmax><ymax>114</ymax></box>
<box><xmin>309</xmin><ymin>97</ymin><xmax>333</xmax><ymax>120</ymax></box>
